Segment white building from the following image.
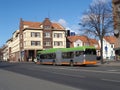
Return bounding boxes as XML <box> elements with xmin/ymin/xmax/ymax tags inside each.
<box><xmin>102</xmin><ymin>36</ymin><xmax>117</xmax><ymax>60</ymax></box>
<box><xmin>67</xmin><ymin>35</ymin><xmax>100</xmax><ymax>56</ymax></box>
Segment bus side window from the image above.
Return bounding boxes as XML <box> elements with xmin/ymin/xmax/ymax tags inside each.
<box><xmin>40</xmin><ymin>55</ymin><xmax>44</xmax><ymax>59</ymax></box>
<box><xmin>62</xmin><ymin>52</ymin><xmax>74</xmax><ymax>59</ymax></box>
<box><xmin>70</xmin><ymin>52</ymin><xmax>74</xmax><ymax>58</ymax></box>
<box><xmin>75</xmin><ymin>51</ymin><xmax>84</xmax><ymax>57</ymax></box>
<box><xmin>53</xmin><ymin>53</ymin><xmax>56</xmax><ymax>59</ymax></box>
<box><xmin>93</xmin><ymin>50</ymin><xmax>96</xmax><ymax>55</ymax></box>
<box><xmin>48</xmin><ymin>53</ymin><xmax>56</xmax><ymax>59</ymax></box>
<box><xmin>76</xmin><ymin>51</ymin><xmax>80</xmax><ymax>57</ymax></box>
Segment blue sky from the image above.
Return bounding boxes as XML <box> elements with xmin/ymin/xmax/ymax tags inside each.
<box><xmin>0</xmin><ymin>0</ymin><xmax>94</xmax><ymax>47</ymax></box>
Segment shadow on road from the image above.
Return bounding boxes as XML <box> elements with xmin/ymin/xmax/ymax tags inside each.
<box><xmin>0</xmin><ymin>61</ymin><xmax>18</xmax><ymax>68</ymax></box>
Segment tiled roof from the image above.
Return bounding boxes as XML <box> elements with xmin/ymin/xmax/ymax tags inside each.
<box><xmin>52</xmin><ymin>23</ymin><xmax>65</xmax><ymax>30</ymax></box>
<box><xmin>104</xmin><ymin>36</ymin><xmax>117</xmax><ymax>44</ymax></box>
<box><xmin>67</xmin><ymin>36</ymin><xmax>89</xmax><ymax>43</ymax></box>
<box><xmin>89</xmin><ymin>38</ymin><xmax>100</xmax><ymax>49</ymax></box>
<box><xmin>89</xmin><ymin>39</ymin><xmax>98</xmax><ymax>44</ymax></box>
<box><xmin>23</xmin><ymin>21</ymin><xmax>41</xmax><ymax>28</ymax></box>
<box><xmin>67</xmin><ymin>36</ymin><xmax>100</xmax><ymax>49</ymax></box>
<box><xmin>21</xmin><ymin>19</ymin><xmax>65</xmax><ymax>30</ymax></box>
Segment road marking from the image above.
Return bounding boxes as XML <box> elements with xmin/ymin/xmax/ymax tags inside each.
<box><xmin>34</xmin><ymin>65</ymin><xmax>120</xmax><ymax>74</ymax></box>
<box><xmin>57</xmin><ymin>67</ymin><xmax>120</xmax><ymax>74</ymax></box>
<box><xmin>51</xmin><ymin>72</ymin><xmax>85</xmax><ymax>78</ymax></box>
<box><xmin>74</xmin><ymin>69</ymin><xmax>120</xmax><ymax>74</ymax></box>
<box><xmin>40</xmin><ymin>69</ymin><xmax>85</xmax><ymax>78</ymax></box>
<box><xmin>102</xmin><ymin>79</ymin><xmax>120</xmax><ymax>83</ymax></box>
<box><xmin>30</xmin><ymin>66</ymin><xmax>85</xmax><ymax>78</ymax></box>
<box><xmin>107</xmin><ymin>70</ymin><xmax>118</xmax><ymax>72</ymax></box>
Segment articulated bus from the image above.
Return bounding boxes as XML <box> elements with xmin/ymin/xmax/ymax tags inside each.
<box><xmin>37</xmin><ymin>46</ymin><xmax>97</xmax><ymax>66</ymax></box>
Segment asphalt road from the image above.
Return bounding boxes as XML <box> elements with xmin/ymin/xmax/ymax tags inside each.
<box><xmin>0</xmin><ymin>61</ymin><xmax>120</xmax><ymax>90</ymax></box>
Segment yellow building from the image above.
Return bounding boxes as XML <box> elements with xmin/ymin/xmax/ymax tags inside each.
<box><xmin>18</xmin><ymin>18</ymin><xmax>66</xmax><ymax>61</ymax></box>
<box><xmin>3</xmin><ymin>18</ymin><xmax>66</xmax><ymax>62</ymax></box>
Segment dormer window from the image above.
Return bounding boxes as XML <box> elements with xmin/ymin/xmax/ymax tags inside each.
<box><xmin>44</xmin><ymin>25</ymin><xmax>51</xmax><ymax>30</ymax></box>
<box><xmin>40</xmin><ymin>25</ymin><xmax>43</xmax><ymax>29</ymax></box>
<box><xmin>23</xmin><ymin>25</ymin><xmax>29</xmax><ymax>28</ymax></box>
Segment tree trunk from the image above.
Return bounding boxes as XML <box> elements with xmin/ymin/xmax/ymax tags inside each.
<box><xmin>100</xmin><ymin>37</ymin><xmax>104</xmax><ymax>64</ymax></box>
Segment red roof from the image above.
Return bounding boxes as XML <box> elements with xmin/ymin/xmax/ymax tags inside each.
<box><xmin>104</xmin><ymin>36</ymin><xmax>117</xmax><ymax>44</ymax></box>
<box><xmin>67</xmin><ymin>36</ymin><xmax>89</xmax><ymax>43</ymax></box>
<box><xmin>23</xmin><ymin>21</ymin><xmax>41</xmax><ymax>28</ymax></box>
<box><xmin>67</xmin><ymin>36</ymin><xmax>100</xmax><ymax>49</ymax></box>
<box><xmin>21</xmin><ymin>18</ymin><xmax>65</xmax><ymax>30</ymax></box>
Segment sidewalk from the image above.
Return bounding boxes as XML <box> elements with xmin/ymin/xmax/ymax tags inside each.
<box><xmin>0</xmin><ymin>69</ymin><xmax>80</xmax><ymax>90</ymax></box>
<box><xmin>97</xmin><ymin>60</ymin><xmax>120</xmax><ymax>66</ymax></box>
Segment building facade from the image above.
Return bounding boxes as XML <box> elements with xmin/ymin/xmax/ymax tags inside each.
<box><xmin>102</xmin><ymin>36</ymin><xmax>116</xmax><ymax>60</ymax></box>
<box><xmin>2</xmin><ymin>30</ymin><xmax>20</xmax><ymax>62</ymax></box>
<box><xmin>113</xmin><ymin>0</ymin><xmax>120</xmax><ymax>60</ymax></box>
<box><xmin>19</xmin><ymin>18</ymin><xmax>66</xmax><ymax>61</ymax></box>
<box><xmin>67</xmin><ymin>35</ymin><xmax>100</xmax><ymax>56</ymax></box>
<box><xmin>2</xmin><ymin>18</ymin><xmax>66</xmax><ymax>62</ymax></box>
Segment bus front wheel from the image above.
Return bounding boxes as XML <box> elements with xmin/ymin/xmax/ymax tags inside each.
<box><xmin>70</xmin><ymin>60</ymin><xmax>73</xmax><ymax>67</ymax></box>
<box><xmin>53</xmin><ymin>60</ymin><xmax>56</xmax><ymax>66</ymax></box>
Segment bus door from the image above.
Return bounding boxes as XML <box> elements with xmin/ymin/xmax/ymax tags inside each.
<box><xmin>56</xmin><ymin>50</ymin><xmax>62</xmax><ymax>65</ymax></box>
<box><xmin>84</xmin><ymin>49</ymin><xmax>96</xmax><ymax>61</ymax></box>
<box><xmin>74</xmin><ymin>51</ymin><xmax>84</xmax><ymax>63</ymax></box>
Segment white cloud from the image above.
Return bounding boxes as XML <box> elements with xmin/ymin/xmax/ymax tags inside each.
<box><xmin>91</xmin><ymin>0</ymin><xmax>110</xmax><ymax>5</ymax></box>
<box><xmin>52</xmin><ymin>18</ymin><xmax>68</xmax><ymax>29</ymax></box>
<box><xmin>52</xmin><ymin>18</ymin><xmax>80</xmax><ymax>34</ymax></box>
<box><xmin>52</xmin><ymin>18</ymin><xmax>69</xmax><ymax>29</ymax></box>
<box><xmin>57</xmin><ymin>19</ymin><xmax>68</xmax><ymax>27</ymax></box>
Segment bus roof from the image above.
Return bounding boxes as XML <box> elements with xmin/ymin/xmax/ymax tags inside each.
<box><xmin>37</xmin><ymin>46</ymin><xmax>95</xmax><ymax>54</ymax></box>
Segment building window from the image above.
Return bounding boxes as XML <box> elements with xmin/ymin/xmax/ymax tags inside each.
<box><xmin>31</xmin><ymin>41</ymin><xmax>40</xmax><ymax>46</ymax></box>
<box><xmin>31</xmin><ymin>32</ymin><xmax>40</xmax><ymax>37</ymax></box>
<box><xmin>111</xmin><ymin>44</ymin><xmax>114</xmax><ymax>48</ymax></box>
<box><xmin>54</xmin><ymin>33</ymin><xmax>63</xmax><ymax>38</ymax></box>
<box><xmin>77</xmin><ymin>44</ymin><xmax>80</xmax><ymax>46</ymax></box>
<box><xmin>44</xmin><ymin>41</ymin><xmax>51</xmax><ymax>46</ymax></box>
<box><xmin>54</xmin><ymin>41</ymin><xmax>63</xmax><ymax>46</ymax></box>
<box><xmin>44</xmin><ymin>25</ymin><xmax>51</xmax><ymax>29</ymax></box>
<box><xmin>44</xmin><ymin>32</ymin><xmax>50</xmax><ymax>38</ymax></box>
<box><xmin>24</xmin><ymin>41</ymin><xmax>26</xmax><ymax>47</ymax></box>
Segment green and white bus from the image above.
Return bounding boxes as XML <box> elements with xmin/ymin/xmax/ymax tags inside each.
<box><xmin>37</xmin><ymin>46</ymin><xmax>97</xmax><ymax>66</ymax></box>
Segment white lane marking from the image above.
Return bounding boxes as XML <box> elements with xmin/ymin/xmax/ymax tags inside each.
<box><xmin>102</xmin><ymin>79</ymin><xmax>120</xmax><ymax>83</ymax></box>
<box><xmin>34</xmin><ymin>65</ymin><xmax>120</xmax><ymax>74</ymax></box>
<box><xmin>107</xmin><ymin>70</ymin><xmax>118</xmax><ymax>72</ymax></box>
<box><xmin>58</xmin><ymin>67</ymin><xmax>120</xmax><ymax>74</ymax></box>
<box><xmin>30</xmin><ymin>66</ymin><xmax>85</xmax><ymax>78</ymax></box>
<box><xmin>60</xmin><ymin>68</ymin><xmax>120</xmax><ymax>74</ymax></box>
<box><xmin>45</xmin><ymin>72</ymin><xmax>85</xmax><ymax>78</ymax></box>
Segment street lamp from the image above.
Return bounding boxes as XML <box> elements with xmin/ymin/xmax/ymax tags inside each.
<box><xmin>114</xmin><ymin>29</ymin><xmax>119</xmax><ymax>37</ymax></box>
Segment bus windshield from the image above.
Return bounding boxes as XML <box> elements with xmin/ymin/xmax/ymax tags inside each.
<box><xmin>84</xmin><ymin>49</ymin><xmax>96</xmax><ymax>55</ymax></box>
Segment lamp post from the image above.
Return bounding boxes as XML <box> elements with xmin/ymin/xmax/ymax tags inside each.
<box><xmin>114</xmin><ymin>29</ymin><xmax>119</xmax><ymax>37</ymax></box>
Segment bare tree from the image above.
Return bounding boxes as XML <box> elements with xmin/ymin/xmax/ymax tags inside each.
<box><xmin>79</xmin><ymin>0</ymin><xmax>113</xmax><ymax>64</ymax></box>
